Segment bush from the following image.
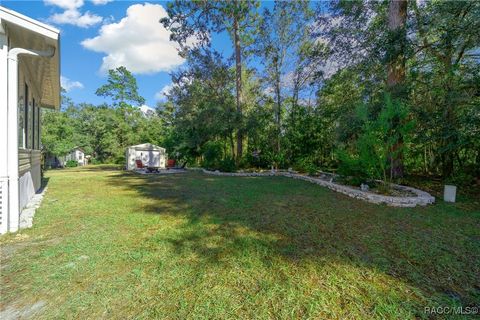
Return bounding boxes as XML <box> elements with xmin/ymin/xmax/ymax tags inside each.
<box><xmin>272</xmin><ymin>152</ymin><xmax>287</xmax><ymax>169</ymax></box>
<box><xmin>294</xmin><ymin>157</ymin><xmax>318</xmax><ymax>175</ymax></box>
<box><xmin>218</xmin><ymin>157</ymin><xmax>236</xmax><ymax>172</ymax></box>
<box><xmin>244</xmin><ymin>150</ymin><xmax>272</xmax><ymax>169</ymax></box>
<box><xmin>200</xmin><ymin>141</ymin><xmax>238</xmax><ymax>172</ymax></box>
<box><xmin>201</xmin><ymin>141</ymin><xmax>223</xmax><ymax>170</ymax></box>
<box><xmin>446</xmin><ymin>172</ymin><xmax>475</xmax><ymax>186</ymax></box>
<box><xmin>66</xmin><ymin>160</ymin><xmax>78</xmax><ymax>167</ymax></box>
<box><xmin>337</xmin><ymin>94</ymin><xmax>414</xmax><ymax>184</ymax></box>
<box><xmin>114</xmin><ymin>154</ymin><xmax>126</xmax><ymax>165</ymax></box>
<box><xmin>336</xmin><ymin>150</ymin><xmax>368</xmax><ymax>186</ymax></box>
<box><xmin>90</xmin><ymin>158</ymin><xmax>102</xmax><ymax>165</ymax></box>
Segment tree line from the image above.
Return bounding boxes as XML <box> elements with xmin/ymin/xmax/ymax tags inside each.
<box><xmin>43</xmin><ymin>0</ymin><xmax>479</xmax><ymax>186</ymax></box>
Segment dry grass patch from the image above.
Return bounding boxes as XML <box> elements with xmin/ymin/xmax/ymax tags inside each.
<box><xmin>1</xmin><ymin>165</ymin><xmax>479</xmax><ymax>319</ymax></box>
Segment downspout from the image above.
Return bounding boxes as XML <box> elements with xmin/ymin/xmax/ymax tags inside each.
<box><xmin>7</xmin><ymin>46</ymin><xmax>55</xmax><ymax>232</ymax></box>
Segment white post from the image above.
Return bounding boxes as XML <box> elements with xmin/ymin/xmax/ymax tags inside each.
<box><xmin>7</xmin><ymin>49</ymin><xmax>20</xmax><ymax>232</ymax></box>
<box><xmin>444</xmin><ymin>185</ymin><xmax>457</xmax><ymax>203</ymax></box>
<box><xmin>0</xmin><ymin>29</ymin><xmax>8</xmax><ymax>234</ymax></box>
<box><xmin>0</xmin><ymin>31</ymin><xmax>8</xmax><ymax>175</ymax></box>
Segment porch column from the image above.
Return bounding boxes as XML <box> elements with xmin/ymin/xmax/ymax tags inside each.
<box><xmin>0</xmin><ymin>27</ymin><xmax>9</xmax><ymax>234</ymax></box>
<box><xmin>6</xmin><ymin>48</ymin><xmax>20</xmax><ymax>232</ymax></box>
<box><xmin>0</xmin><ymin>31</ymin><xmax>7</xmax><ymax>172</ymax></box>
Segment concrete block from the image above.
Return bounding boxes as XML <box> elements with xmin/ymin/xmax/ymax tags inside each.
<box><xmin>443</xmin><ymin>185</ymin><xmax>457</xmax><ymax>203</ymax></box>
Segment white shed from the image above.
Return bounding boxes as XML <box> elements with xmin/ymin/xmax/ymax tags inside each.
<box><xmin>126</xmin><ymin>143</ymin><xmax>166</xmax><ymax>170</ymax></box>
<box><xmin>64</xmin><ymin>147</ymin><xmax>86</xmax><ymax>166</ymax></box>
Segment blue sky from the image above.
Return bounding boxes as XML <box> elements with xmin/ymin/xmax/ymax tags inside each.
<box><xmin>1</xmin><ymin>0</ymin><xmax>243</xmax><ymax>108</ymax></box>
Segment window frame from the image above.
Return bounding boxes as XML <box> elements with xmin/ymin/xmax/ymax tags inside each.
<box><xmin>24</xmin><ymin>83</ymin><xmax>29</xmax><ymax>149</ymax></box>
<box><xmin>32</xmin><ymin>98</ymin><xmax>36</xmax><ymax>150</ymax></box>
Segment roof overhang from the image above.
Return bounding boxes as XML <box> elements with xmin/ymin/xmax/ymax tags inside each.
<box><xmin>0</xmin><ymin>6</ymin><xmax>60</xmax><ymax>110</ymax></box>
<box><xmin>129</xmin><ymin>143</ymin><xmax>166</xmax><ymax>152</ymax></box>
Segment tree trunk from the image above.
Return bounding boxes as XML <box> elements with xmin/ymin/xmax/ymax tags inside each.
<box><xmin>387</xmin><ymin>0</ymin><xmax>408</xmax><ymax>179</ymax></box>
<box><xmin>230</xmin><ymin>133</ymin><xmax>235</xmax><ymax>159</ymax></box>
<box><xmin>387</xmin><ymin>0</ymin><xmax>408</xmax><ymax>92</ymax></box>
<box><xmin>233</xmin><ymin>14</ymin><xmax>243</xmax><ymax>162</ymax></box>
<box><xmin>274</xmin><ymin>57</ymin><xmax>281</xmax><ymax>154</ymax></box>
<box><xmin>441</xmin><ymin>63</ymin><xmax>456</xmax><ymax>179</ymax></box>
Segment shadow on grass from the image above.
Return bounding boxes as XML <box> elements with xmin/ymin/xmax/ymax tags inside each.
<box><xmin>104</xmin><ymin>169</ymin><xmax>480</xmax><ymax>310</ymax></box>
<box><xmin>38</xmin><ymin>177</ymin><xmax>50</xmax><ymax>193</ymax></box>
<box><xmin>45</xmin><ymin>164</ymin><xmax>123</xmax><ymax>173</ymax></box>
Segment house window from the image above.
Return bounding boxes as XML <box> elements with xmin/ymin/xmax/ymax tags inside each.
<box><xmin>18</xmin><ymin>94</ymin><xmax>24</xmax><ymax>148</ymax></box>
<box><xmin>36</xmin><ymin>107</ymin><xmax>41</xmax><ymax>149</ymax></box>
<box><xmin>27</xmin><ymin>100</ymin><xmax>33</xmax><ymax>149</ymax></box>
<box><xmin>25</xmin><ymin>84</ymin><xmax>29</xmax><ymax>149</ymax></box>
<box><xmin>32</xmin><ymin>98</ymin><xmax>36</xmax><ymax>150</ymax></box>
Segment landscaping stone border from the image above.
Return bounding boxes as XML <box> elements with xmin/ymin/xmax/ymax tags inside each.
<box><xmin>19</xmin><ymin>186</ymin><xmax>48</xmax><ymax>229</ymax></box>
<box><xmin>200</xmin><ymin>169</ymin><xmax>435</xmax><ymax>207</ymax></box>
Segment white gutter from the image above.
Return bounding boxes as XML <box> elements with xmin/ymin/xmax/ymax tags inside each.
<box><xmin>0</xmin><ymin>6</ymin><xmax>59</xmax><ymax>40</ymax></box>
<box><xmin>7</xmin><ymin>46</ymin><xmax>55</xmax><ymax>232</ymax></box>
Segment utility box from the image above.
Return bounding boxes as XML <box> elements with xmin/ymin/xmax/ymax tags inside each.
<box><xmin>443</xmin><ymin>185</ymin><xmax>457</xmax><ymax>203</ymax></box>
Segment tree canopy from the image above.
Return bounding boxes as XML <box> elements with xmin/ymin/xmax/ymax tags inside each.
<box><xmin>42</xmin><ymin>0</ymin><xmax>480</xmax><ymax>186</ymax></box>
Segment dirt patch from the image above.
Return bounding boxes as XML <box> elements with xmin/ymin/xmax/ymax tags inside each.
<box><xmin>1</xmin><ymin>237</ymin><xmax>61</xmax><ymax>261</ymax></box>
<box><xmin>0</xmin><ymin>301</ymin><xmax>46</xmax><ymax>320</ymax></box>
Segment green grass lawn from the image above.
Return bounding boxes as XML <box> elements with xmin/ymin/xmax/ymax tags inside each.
<box><xmin>1</xmin><ymin>165</ymin><xmax>479</xmax><ymax>319</ymax></box>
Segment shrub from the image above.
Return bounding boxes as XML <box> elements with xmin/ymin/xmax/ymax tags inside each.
<box><xmin>219</xmin><ymin>157</ymin><xmax>236</xmax><ymax>172</ymax></box>
<box><xmin>446</xmin><ymin>172</ymin><xmax>474</xmax><ymax>186</ymax></box>
<box><xmin>337</xmin><ymin>94</ymin><xmax>414</xmax><ymax>184</ymax></box>
<box><xmin>90</xmin><ymin>158</ymin><xmax>102</xmax><ymax>165</ymax></box>
<box><xmin>114</xmin><ymin>155</ymin><xmax>126</xmax><ymax>165</ymax></box>
<box><xmin>201</xmin><ymin>141</ymin><xmax>223</xmax><ymax>170</ymax></box>
<box><xmin>336</xmin><ymin>150</ymin><xmax>368</xmax><ymax>186</ymax></box>
<box><xmin>294</xmin><ymin>157</ymin><xmax>318</xmax><ymax>175</ymax></box>
<box><xmin>66</xmin><ymin>160</ymin><xmax>78</xmax><ymax>167</ymax></box>
<box><xmin>272</xmin><ymin>152</ymin><xmax>287</xmax><ymax>169</ymax></box>
<box><xmin>244</xmin><ymin>150</ymin><xmax>273</xmax><ymax>169</ymax></box>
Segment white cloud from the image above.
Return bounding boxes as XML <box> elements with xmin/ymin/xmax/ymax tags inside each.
<box><xmin>50</xmin><ymin>9</ymin><xmax>102</xmax><ymax>27</ymax></box>
<box><xmin>44</xmin><ymin>0</ymin><xmax>83</xmax><ymax>10</ymax></box>
<box><xmin>91</xmin><ymin>0</ymin><xmax>112</xmax><ymax>5</ymax></box>
<box><xmin>81</xmin><ymin>3</ymin><xmax>185</xmax><ymax>74</ymax></box>
<box><xmin>155</xmin><ymin>84</ymin><xmax>174</xmax><ymax>101</ymax></box>
<box><xmin>45</xmin><ymin>0</ymin><xmax>103</xmax><ymax>28</ymax></box>
<box><xmin>61</xmin><ymin>76</ymin><xmax>84</xmax><ymax>92</ymax></box>
<box><xmin>139</xmin><ymin>104</ymin><xmax>155</xmax><ymax>116</ymax></box>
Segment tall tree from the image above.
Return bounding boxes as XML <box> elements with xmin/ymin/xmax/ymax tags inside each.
<box><xmin>161</xmin><ymin>0</ymin><xmax>259</xmax><ymax>161</ymax></box>
<box><xmin>411</xmin><ymin>0</ymin><xmax>480</xmax><ymax>178</ymax></box>
<box><xmin>95</xmin><ymin>66</ymin><xmax>145</xmax><ymax>107</ymax></box>
<box><xmin>387</xmin><ymin>0</ymin><xmax>408</xmax><ymax>97</ymax></box>
<box><xmin>166</xmin><ymin>48</ymin><xmax>237</xmax><ymax>161</ymax></box>
<box><xmin>386</xmin><ymin>0</ymin><xmax>408</xmax><ymax>178</ymax></box>
<box><xmin>255</xmin><ymin>0</ymin><xmax>312</xmax><ymax>154</ymax></box>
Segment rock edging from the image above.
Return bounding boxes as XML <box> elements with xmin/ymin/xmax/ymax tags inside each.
<box><xmin>200</xmin><ymin>169</ymin><xmax>435</xmax><ymax>207</ymax></box>
<box><xmin>19</xmin><ymin>186</ymin><xmax>48</xmax><ymax>229</ymax></box>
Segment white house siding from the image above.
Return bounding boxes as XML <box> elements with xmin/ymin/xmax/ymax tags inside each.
<box><xmin>19</xmin><ymin>150</ymin><xmax>42</xmax><ymax>211</ymax></box>
<box><xmin>17</xmin><ymin>65</ymin><xmax>43</xmax><ymax>213</ymax></box>
<box><xmin>0</xmin><ymin>177</ymin><xmax>8</xmax><ymax>234</ymax></box>
<box><xmin>0</xmin><ymin>6</ymin><xmax>60</xmax><ymax>233</ymax></box>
